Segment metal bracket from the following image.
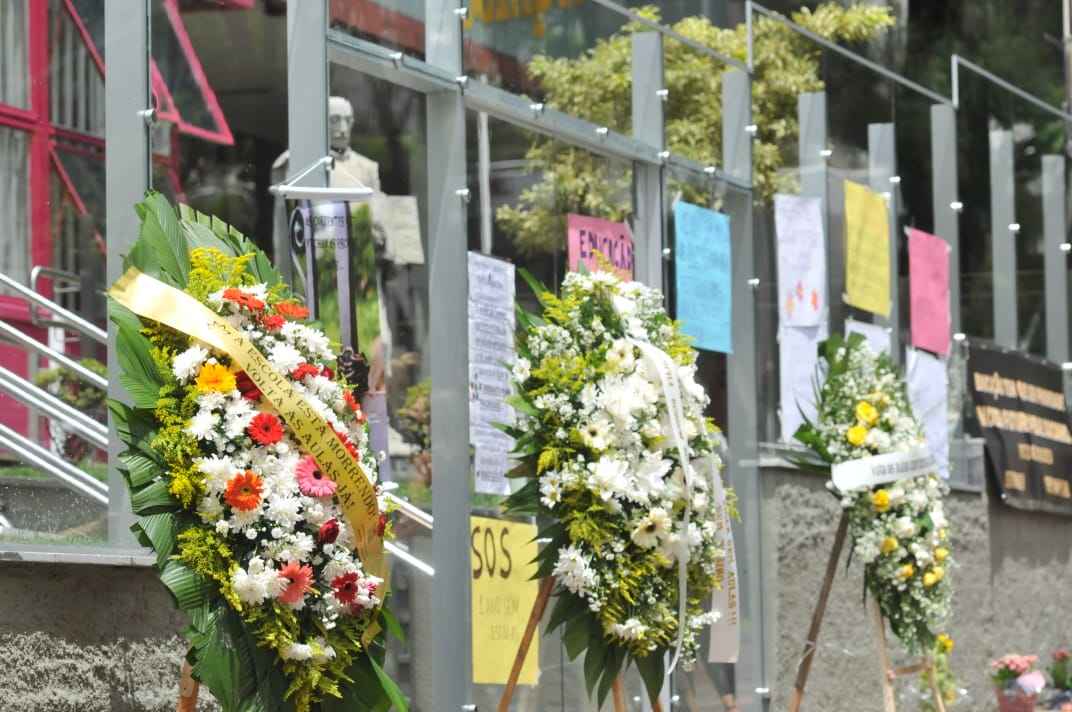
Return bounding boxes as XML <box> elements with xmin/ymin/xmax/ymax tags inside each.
<box><xmin>456</xmin><ymin>187</ymin><xmax>471</xmax><ymax>203</ymax></box>
<box><xmin>137</xmin><ymin>107</ymin><xmax>156</xmax><ymax>126</ymax></box>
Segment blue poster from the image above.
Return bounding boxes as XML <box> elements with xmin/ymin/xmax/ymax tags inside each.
<box><xmin>674</xmin><ymin>201</ymin><xmax>732</xmax><ymax>353</ymax></box>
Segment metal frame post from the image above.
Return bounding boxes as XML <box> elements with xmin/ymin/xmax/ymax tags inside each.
<box><xmin>425</xmin><ymin>2</ymin><xmax>473</xmax><ymax>710</ymax></box>
<box><xmin>1043</xmin><ymin>155</ymin><xmax>1069</xmax><ymax>362</ymax></box>
<box><xmin>798</xmin><ymin>91</ymin><xmax>833</xmax><ymax>329</ymax></box>
<box><xmin>632</xmin><ymin>31</ymin><xmax>664</xmax><ymax>291</ymax></box>
<box><xmin>281</xmin><ymin>0</ymin><xmax>328</xmax><ymax>285</ymax></box>
<box><xmin>723</xmin><ymin>68</ymin><xmax>766</xmax><ymax>712</ymax></box>
<box><xmin>868</xmin><ymin>123</ymin><xmax>900</xmax><ymax>362</ymax></box>
<box><xmin>105</xmin><ymin>0</ymin><xmax>150</xmax><ymax>548</ymax></box>
<box><xmin>990</xmin><ymin>129</ymin><xmax>1017</xmax><ymax>349</ymax></box>
<box><xmin>931</xmin><ymin>104</ymin><xmax>961</xmax><ymax>334</ymax></box>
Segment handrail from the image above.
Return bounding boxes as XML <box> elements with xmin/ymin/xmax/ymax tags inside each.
<box><xmin>384</xmin><ymin>540</ymin><xmax>434</xmax><ymax>577</ymax></box>
<box><xmin>0</xmin><ymin>272</ymin><xmax>106</xmax><ymax>345</ymax></box>
<box><xmin>747</xmin><ymin>2</ymin><xmax>951</xmax><ymax>106</ymax></box>
<box><xmin>952</xmin><ymin>54</ymin><xmax>1072</xmax><ymax>122</ymax></box>
<box><xmin>0</xmin><ymin>424</ymin><xmax>109</xmax><ymax>504</ymax></box>
<box><xmin>384</xmin><ymin>491</ymin><xmax>434</xmax><ymax>530</ymax></box>
<box><xmin>0</xmin><ymin>320</ymin><xmax>107</xmax><ymax>390</ymax></box>
<box><xmin>28</xmin><ymin>266</ymin><xmax>83</xmax><ymax>332</ymax></box>
<box><xmin>0</xmin><ymin>366</ymin><xmax>107</xmax><ymax>450</ymax></box>
<box><xmin>587</xmin><ymin>0</ymin><xmax>749</xmax><ymax>73</ymax></box>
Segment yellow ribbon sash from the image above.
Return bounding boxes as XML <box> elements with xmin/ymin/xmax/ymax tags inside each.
<box><xmin>110</xmin><ymin>268</ymin><xmax>385</xmax><ymax>583</ymax></box>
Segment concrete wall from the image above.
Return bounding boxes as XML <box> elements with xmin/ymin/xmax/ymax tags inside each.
<box><xmin>2</xmin><ymin>467</ymin><xmax>1070</xmax><ymax>711</ymax></box>
<box><xmin>0</xmin><ymin>561</ymin><xmax>215</xmax><ymax>711</ymax></box>
<box><xmin>762</xmin><ymin>466</ymin><xmax>1072</xmax><ymax>712</ymax></box>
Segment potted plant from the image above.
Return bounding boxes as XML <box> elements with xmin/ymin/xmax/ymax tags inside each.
<box><xmin>1049</xmin><ymin>649</ymin><xmax>1072</xmax><ymax>711</ymax></box>
<box><xmin>991</xmin><ymin>654</ymin><xmax>1043</xmax><ymax>712</ymax></box>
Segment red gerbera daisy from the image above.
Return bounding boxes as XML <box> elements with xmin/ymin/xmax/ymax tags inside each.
<box><xmin>376</xmin><ymin>512</ymin><xmax>388</xmax><ymax>537</ymax></box>
<box><xmin>331</xmin><ymin>572</ymin><xmax>360</xmax><ymax>605</ymax></box>
<box><xmin>334</xmin><ymin>429</ymin><xmax>360</xmax><ymax>460</ymax></box>
<box><xmin>260</xmin><ymin>314</ymin><xmax>285</xmax><ymax>332</ymax></box>
<box><xmin>320</xmin><ymin>365</ymin><xmax>334</xmax><ymax>379</ymax></box>
<box><xmin>222</xmin><ymin>287</ymin><xmax>266</xmax><ymax>311</ymax></box>
<box><xmin>247</xmin><ymin>412</ymin><xmax>284</xmax><ymax>445</ymax></box>
<box><xmin>291</xmin><ymin>363</ymin><xmax>320</xmax><ymax>381</ymax></box>
<box><xmin>274</xmin><ymin>301</ymin><xmax>309</xmax><ymax>320</ymax></box>
<box><xmin>224</xmin><ymin>470</ymin><xmax>263</xmax><ymax>511</ymax></box>
<box><xmin>277</xmin><ymin>560</ymin><xmax>314</xmax><ymax>605</ymax></box>
<box><xmin>234</xmin><ymin>371</ymin><xmax>262</xmax><ymax>402</ymax></box>
<box><xmin>342</xmin><ymin>390</ymin><xmax>365</xmax><ymax>422</ymax></box>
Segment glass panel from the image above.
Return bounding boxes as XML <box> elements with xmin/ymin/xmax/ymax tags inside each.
<box><xmin>328</xmin><ymin>60</ymin><xmax>433</xmax><ymax>708</ymax></box>
<box><xmin>1013</xmin><ymin>101</ymin><xmax>1060</xmax><ymax>356</ymax></box>
<box><xmin>0</xmin><ymin>127</ymin><xmax>29</xmax><ymax>284</ymax></box>
<box><xmin>150</xmin><ymin>1</ymin><xmax>285</xmax><ymax>244</ymax></box>
<box><xmin>463</xmin><ymin>1</ymin><xmax>632</xmax><ymax>127</ymax></box>
<box><xmin>664</xmin><ymin>166</ymin><xmax>742</xmax><ymax>712</ymax></box>
<box><xmin>67</xmin><ymin>0</ymin><xmax>105</xmax><ymax>60</ymax></box>
<box><xmin>466</xmin><ymin>111</ymin><xmax>646</xmax><ymax>709</ymax></box>
<box><xmin>330</xmin><ymin>0</ymin><xmax>426</xmax><ymax>62</ymax></box>
<box><xmin>49</xmin><ymin>0</ymin><xmax>106</xmax><ymax>137</ymax></box>
<box><xmin>0</xmin><ymin>0</ymin><xmax>29</xmax><ymax>109</ymax></box>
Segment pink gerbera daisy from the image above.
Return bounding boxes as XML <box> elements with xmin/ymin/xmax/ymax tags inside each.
<box><xmin>295</xmin><ymin>455</ymin><xmax>337</xmax><ymax>498</ymax></box>
<box><xmin>277</xmin><ymin>560</ymin><xmax>314</xmax><ymax>605</ymax></box>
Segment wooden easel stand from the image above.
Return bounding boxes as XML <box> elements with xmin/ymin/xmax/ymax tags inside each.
<box><xmin>177</xmin><ymin>659</ymin><xmax>200</xmax><ymax>712</ymax></box>
<box><xmin>787</xmin><ymin>511</ymin><xmax>849</xmax><ymax>712</ymax></box>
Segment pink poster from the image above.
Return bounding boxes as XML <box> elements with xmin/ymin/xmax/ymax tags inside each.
<box><xmin>567</xmin><ymin>214</ymin><xmax>635</xmax><ymax>280</ymax></box>
<box><xmin>908</xmin><ymin>227</ymin><xmax>951</xmax><ymax>356</ymax></box>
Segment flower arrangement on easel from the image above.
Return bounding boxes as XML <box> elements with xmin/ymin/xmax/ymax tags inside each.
<box><xmin>788</xmin><ymin>333</ymin><xmax>955</xmax><ymax>712</ymax></box>
<box><xmin>109</xmin><ymin>194</ymin><xmax>406</xmax><ymax>712</ymax></box>
<box><xmin>495</xmin><ymin>268</ymin><xmax>738</xmax><ymax>711</ymax></box>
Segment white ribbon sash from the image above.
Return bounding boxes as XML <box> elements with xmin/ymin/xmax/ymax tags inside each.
<box><xmin>831</xmin><ymin>446</ymin><xmax>936</xmax><ymax>492</ymax></box>
<box><xmin>632</xmin><ymin>341</ymin><xmax>740</xmax><ymax>670</ymax></box>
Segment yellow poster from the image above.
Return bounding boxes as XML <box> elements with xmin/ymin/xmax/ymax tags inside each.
<box><xmin>844</xmin><ymin>180</ymin><xmax>891</xmax><ymax>317</ymax></box>
<box><xmin>471</xmin><ymin>515</ymin><xmax>540</xmax><ymax>686</ymax></box>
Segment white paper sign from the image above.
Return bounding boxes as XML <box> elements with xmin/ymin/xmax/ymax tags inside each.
<box><xmin>831</xmin><ymin>447</ymin><xmax>937</xmax><ymax>492</ymax></box>
<box><xmin>779</xmin><ymin>324</ymin><xmax>828</xmax><ymax>442</ymax></box>
<box><xmin>370</xmin><ymin>194</ymin><xmax>425</xmax><ymax>265</ymax></box>
<box><xmin>907</xmin><ymin>348</ymin><xmax>950</xmax><ymax>479</ymax></box>
<box><xmin>468</xmin><ymin>252</ymin><xmax>516</xmax><ymax>495</ymax></box>
<box><xmin>775</xmin><ymin>194</ymin><xmax>826</xmax><ymax>327</ymax></box>
<box><xmin>845</xmin><ymin>318</ymin><xmax>891</xmax><ymax>356</ymax></box>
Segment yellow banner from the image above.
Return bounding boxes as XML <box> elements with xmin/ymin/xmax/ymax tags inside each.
<box><xmin>109</xmin><ymin>268</ymin><xmax>385</xmax><ymax>582</ymax></box>
<box><xmin>470</xmin><ymin>516</ymin><xmax>540</xmax><ymax>686</ymax></box>
<box><xmin>844</xmin><ymin>180</ymin><xmax>891</xmax><ymax>317</ymax></box>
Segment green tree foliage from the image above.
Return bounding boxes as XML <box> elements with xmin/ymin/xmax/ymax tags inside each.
<box><xmin>498</xmin><ymin>3</ymin><xmax>893</xmax><ymax>256</ymax></box>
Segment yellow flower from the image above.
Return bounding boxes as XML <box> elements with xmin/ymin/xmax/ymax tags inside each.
<box><xmin>847</xmin><ymin>425</ymin><xmax>869</xmax><ymax>446</ymax></box>
<box><xmin>195</xmin><ymin>362</ymin><xmax>236</xmax><ymax>393</ymax></box>
<box><xmin>923</xmin><ymin>572</ymin><xmax>938</xmax><ymax>588</ymax></box>
<box><xmin>938</xmin><ymin>528</ymin><xmax>948</xmax><ymax>541</ymax></box>
<box><xmin>897</xmin><ymin>563</ymin><xmax>915</xmax><ymax>579</ymax></box>
<box><xmin>937</xmin><ymin>633</ymin><xmax>954</xmax><ymax>653</ymax></box>
<box><xmin>855</xmin><ymin>401</ymin><xmax>879</xmax><ymax>426</ymax></box>
<box><xmin>871</xmin><ymin>489</ymin><xmax>891</xmax><ymax>513</ymax></box>
<box><xmin>880</xmin><ymin>536</ymin><xmax>899</xmax><ymax>555</ymax></box>
<box><xmin>934</xmin><ymin>547</ymin><xmax>949</xmax><ymax>563</ymax></box>
<box><xmin>931</xmin><ymin>566</ymin><xmax>945</xmax><ymax>581</ymax></box>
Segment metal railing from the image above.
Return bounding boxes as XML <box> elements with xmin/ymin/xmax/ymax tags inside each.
<box><xmin>0</xmin><ymin>320</ymin><xmax>107</xmax><ymax>390</ymax></box>
<box><xmin>0</xmin><ymin>424</ymin><xmax>108</xmax><ymax>505</ymax></box>
<box><xmin>0</xmin><ymin>272</ymin><xmax>106</xmax><ymax>345</ymax></box>
<box><xmin>0</xmin><ymin>366</ymin><xmax>108</xmax><ymax>450</ymax></box>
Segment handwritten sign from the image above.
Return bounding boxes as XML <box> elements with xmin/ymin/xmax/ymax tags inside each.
<box><xmin>673</xmin><ymin>201</ymin><xmax>732</xmax><ymax>353</ymax></box>
<box><xmin>844</xmin><ymin>181</ymin><xmax>890</xmax><ymax>317</ymax></box>
<box><xmin>468</xmin><ymin>252</ymin><xmax>516</xmax><ymax>495</ymax></box>
<box><xmin>775</xmin><ymin>194</ymin><xmax>826</xmax><ymax>327</ymax></box>
<box><xmin>567</xmin><ymin>214</ymin><xmax>635</xmax><ymax>280</ymax></box>
<box><xmin>471</xmin><ymin>516</ymin><xmax>540</xmax><ymax>685</ymax></box>
<box><xmin>908</xmin><ymin>227</ymin><xmax>951</xmax><ymax>356</ymax></box>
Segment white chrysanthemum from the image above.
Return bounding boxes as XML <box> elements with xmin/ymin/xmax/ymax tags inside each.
<box><xmin>195</xmin><ymin>454</ymin><xmax>235</xmax><ymax>492</ymax></box>
<box><xmin>185</xmin><ymin>411</ymin><xmax>217</xmax><ymax>440</ymax></box>
<box><xmin>892</xmin><ymin>516</ymin><xmax>917</xmax><ymax>539</ymax></box>
<box><xmin>609</xmin><ymin>618</ymin><xmax>647</xmax><ymax>641</ymax></box>
<box><xmin>553</xmin><ymin>545</ymin><xmax>598</xmax><ymax>597</ymax></box>
<box><xmin>223</xmin><ymin>396</ymin><xmax>257</xmax><ymax>439</ymax></box>
<box><xmin>266</xmin><ymin>494</ymin><xmax>302</xmax><ymax>528</ymax></box>
<box><xmin>605</xmin><ymin>339</ymin><xmax>636</xmax><ymax>373</ymax></box>
<box><xmin>267</xmin><ymin>341</ymin><xmax>304</xmax><ymax>373</ymax></box>
<box><xmin>172</xmin><ymin>345</ymin><xmax>209</xmax><ymax>382</ymax></box>
<box><xmin>280</xmin><ymin>642</ymin><xmax>313</xmax><ymax>661</ymax></box>
<box><xmin>588</xmin><ymin>456</ymin><xmax>630</xmax><ymax>501</ymax></box>
<box><xmin>511</xmin><ymin>357</ymin><xmax>531</xmax><ymax>383</ymax></box>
